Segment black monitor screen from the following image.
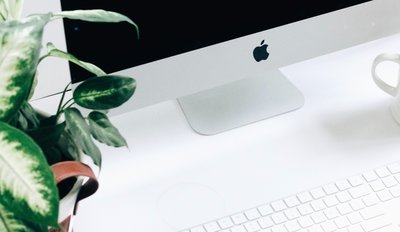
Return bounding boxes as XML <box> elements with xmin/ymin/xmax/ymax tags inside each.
<box><xmin>61</xmin><ymin>0</ymin><xmax>371</xmax><ymax>83</ymax></box>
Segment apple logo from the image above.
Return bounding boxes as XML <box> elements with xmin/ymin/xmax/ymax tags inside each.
<box><xmin>253</xmin><ymin>40</ymin><xmax>269</xmax><ymax>62</ymax></box>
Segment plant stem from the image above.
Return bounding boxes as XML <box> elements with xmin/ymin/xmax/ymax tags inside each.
<box><xmin>61</xmin><ymin>99</ymin><xmax>75</xmax><ymax>111</ymax></box>
<box><xmin>56</xmin><ymin>83</ymin><xmax>72</xmax><ymax>119</ymax></box>
<box><xmin>38</xmin><ymin>54</ymin><xmax>49</xmax><ymax>64</ymax></box>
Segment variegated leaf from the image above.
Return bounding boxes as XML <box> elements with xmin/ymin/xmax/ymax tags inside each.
<box><xmin>73</xmin><ymin>75</ymin><xmax>136</xmax><ymax>110</ymax></box>
<box><xmin>51</xmin><ymin>9</ymin><xmax>139</xmax><ymax>38</ymax></box>
<box><xmin>0</xmin><ymin>14</ymin><xmax>51</xmax><ymax>122</ymax></box>
<box><xmin>64</xmin><ymin>108</ymin><xmax>102</xmax><ymax>167</ymax></box>
<box><xmin>88</xmin><ymin>111</ymin><xmax>128</xmax><ymax>148</ymax></box>
<box><xmin>0</xmin><ymin>204</ymin><xmax>30</xmax><ymax>232</ymax></box>
<box><xmin>0</xmin><ymin>0</ymin><xmax>24</xmax><ymax>21</ymax></box>
<box><xmin>45</xmin><ymin>43</ymin><xmax>106</xmax><ymax>77</ymax></box>
<box><xmin>0</xmin><ymin>203</ymin><xmax>46</xmax><ymax>232</ymax></box>
<box><xmin>0</xmin><ymin>122</ymin><xmax>59</xmax><ymax>227</ymax></box>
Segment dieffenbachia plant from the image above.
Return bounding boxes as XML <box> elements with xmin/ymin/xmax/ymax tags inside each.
<box><xmin>0</xmin><ymin>0</ymin><xmax>138</xmax><ymax>230</ymax></box>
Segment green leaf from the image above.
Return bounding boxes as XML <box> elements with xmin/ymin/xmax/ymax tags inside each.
<box><xmin>73</xmin><ymin>75</ymin><xmax>136</xmax><ymax>110</ymax></box>
<box><xmin>88</xmin><ymin>111</ymin><xmax>128</xmax><ymax>148</ymax></box>
<box><xmin>56</xmin><ymin>131</ymin><xmax>80</xmax><ymax>161</ymax></box>
<box><xmin>8</xmin><ymin>101</ymin><xmax>40</xmax><ymax>131</ymax></box>
<box><xmin>51</xmin><ymin>9</ymin><xmax>139</xmax><ymax>38</ymax></box>
<box><xmin>0</xmin><ymin>122</ymin><xmax>59</xmax><ymax>227</ymax></box>
<box><xmin>0</xmin><ymin>14</ymin><xmax>51</xmax><ymax>122</ymax></box>
<box><xmin>19</xmin><ymin>102</ymin><xmax>40</xmax><ymax>129</ymax></box>
<box><xmin>45</xmin><ymin>43</ymin><xmax>106</xmax><ymax>77</ymax></box>
<box><xmin>64</xmin><ymin>108</ymin><xmax>102</xmax><ymax>167</ymax></box>
<box><xmin>8</xmin><ymin>110</ymin><xmax>27</xmax><ymax>131</ymax></box>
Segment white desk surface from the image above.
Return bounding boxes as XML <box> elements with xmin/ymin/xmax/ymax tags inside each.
<box><xmin>32</xmin><ymin>33</ymin><xmax>400</xmax><ymax>232</ymax></box>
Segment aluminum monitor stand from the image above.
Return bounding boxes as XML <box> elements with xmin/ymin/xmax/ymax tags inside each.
<box><xmin>177</xmin><ymin>69</ymin><xmax>305</xmax><ymax>135</ymax></box>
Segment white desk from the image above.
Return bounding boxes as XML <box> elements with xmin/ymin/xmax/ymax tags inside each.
<box><xmin>32</xmin><ymin>33</ymin><xmax>400</xmax><ymax>232</ymax></box>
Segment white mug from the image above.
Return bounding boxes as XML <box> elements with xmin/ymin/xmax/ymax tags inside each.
<box><xmin>371</xmin><ymin>53</ymin><xmax>400</xmax><ymax>124</ymax></box>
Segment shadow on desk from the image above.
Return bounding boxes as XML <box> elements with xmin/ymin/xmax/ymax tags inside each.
<box><xmin>320</xmin><ymin>101</ymin><xmax>400</xmax><ymax>149</ymax></box>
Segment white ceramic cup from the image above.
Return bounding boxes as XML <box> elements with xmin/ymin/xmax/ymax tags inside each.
<box><xmin>372</xmin><ymin>53</ymin><xmax>400</xmax><ymax>124</ymax></box>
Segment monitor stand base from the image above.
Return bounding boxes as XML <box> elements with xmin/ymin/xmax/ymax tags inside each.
<box><xmin>177</xmin><ymin>70</ymin><xmax>305</xmax><ymax>135</ymax></box>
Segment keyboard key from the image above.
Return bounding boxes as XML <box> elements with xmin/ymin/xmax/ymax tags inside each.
<box><xmin>218</xmin><ymin>217</ymin><xmax>234</xmax><ymax>229</ymax></box>
<box><xmin>324</xmin><ymin>207</ymin><xmax>340</xmax><ymax>219</ymax></box>
<box><xmin>336</xmin><ymin>191</ymin><xmax>352</xmax><ymax>203</ymax></box>
<box><xmin>284</xmin><ymin>196</ymin><xmax>300</xmax><ymax>208</ymax></box>
<box><xmin>362</xmin><ymin>194</ymin><xmax>379</xmax><ymax>207</ymax></box>
<box><xmin>284</xmin><ymin>208</ymin><xmax>300</xmax><ymax>220</ymax></box>
<box><xmin>245</xmin><ymin>208</ymin><xmax>261</xmax><ymax>220</ymax></box>
<box><xmin>347</xmin><ymin>224</ymin><xmax>364</xmax><ymax>232</ymax></box>
<box><xmin>360</xmin><ymin>214</ymin><xmax>391</xmax><ymax>232</ymax></box>
<box><xmin>271</xmin><ymin>212</ymin><xmax>287</xmax><ymax>224</ymax></box>
<box><xmin>323</xmin><ymin>183</ymin><xmax>339</xmax><ymax>195</ymax></box>
<box><xmin>349</xmin><ymin>184</ymin><xmax>371</xmax><ymax>198</ymax></box>
<box><xmin>376</xmin><ymin>189</ymin><xmax>392</xmax><ymax>202</ymax></box>
<box><xmin>336</xmin><ymin>180</ymin><xmax>351</xmax><ymax>191</ymax></box>
<box><xmin>320</xmin><ymin>221</ymin><xmax>336</xmax><ymax>232</ymax></box>
<box><xmin>359</xmin><ymin>206</ymin><xmax>384</xmax><ymax>220</ymax></box>
<box><xmin>387</xmin><ymin>162</ymin><xmax>400</xmax><ymax>174</ymax></box>
<box><xmin>258</xmin><ymin>216</ymin><xmax>274</xmax><ymax>228</ymax></box>
<box><xmin>258</xmin><ymin>204</ymin><xmax>274</xmax><ymax>216</ymax></box>
<box><xmin>230</xmin><ymin>225</ymin><xmax>247</xmax><ymax>232</ymax></box>
<box><xmin>375</xmin><ymin>167</ymin><xmax>391</xmax><ymax>178</ymax></box>
<box><xmin>231</xmin><ymin>213</ymin><xmax>248</xmax><ymax>225</ymax></box>
<box><xmin>204</xmin><ymin>222</ymin><xmax>220</xmax><ymax>232</ymax></box>
<box><xmin>337</xmin><ymin>203</ymin><xmax>353</xmax><ymax>215</ymax></box>
<box><xmin>349</xmin><ymin>199</ymin><xmax>365</xmax><ymax>211</ymax></box>
<box><xmin>323</xmin><ymin>195</ymin><xmax>339</xmax><ymax>207</ymax></box>
<box><xmin>394</xmin><ymin>173</ymin><xmax>400</xmax><ymax>183</ymax></box>
<box><xmin>271</xmin><ymin>200</ymin><xmax>287</xmax><ymax>212</ymax></box>
<box><xmin>310</xmin><ymin>199</ymin><xmax>326</xmax><ymax>211</ymax></box>
<box><xmin>244</xmin><ymin>220</ymin><xmax>261</xmax><ymax>232</ymax></box>
<box><xmin>297</xmin><ymin>192</ymin><xmax>313</xmax><ymax>203</ymax></box>
<box><xmin>310</xmin><ymin>187</ymin><xmax>325</xmax><ymax>199</ymax></box>
<box><xmin>284</xmin><ymin>220</ymin><xmax>301</xmax><ymax>232</ymax></box>
<box><xmin>297</xmin><ymin>203</ymin><xmax>313</xmax><ymax>215</ymax></box>
<box><xmin>348</xmin><ymin>175</ymin><xmax>364</xmax><ymax>186</ymax></box>
<box><xmin>389</xmin><ymin>185</ymin><xmax>400</xmax><ymax>197</ymax></box>
<box><xmin>370</xmin><ymin>180</ymin><xmax>386</xmax><ymax>192</ymax></box>
<box><xmin>381</xmin><ymin>176</ymin><xmax>397</xmax><ymax>188</ymax></box>
<box><xmin>310</xmin><ymin>211</ymin><xmax>327</xmax><ymax>224</ymax></box>
<box><xmin>347</xmin><ymin>212</ymin><xmax>362</xmax><ymax>224</ymax></box>
<box><xmin>271</xmin><ymin>224</ymin><xmax>288</xmax><ymax>232</ymax></box>
<box><xmin>298</xmin><ymin>216</ymin><xmax>313</xmax><ymax>228</ymax></box>
<box><xmin>308</xmin><ymin>225</ymin><xmax>324</xmax><ymax>232</ymax></box>
<box><xmin>363</xmin><ymin>171</ymin><xmax>379</xmax><ymax>182</ymax></box>
<box><xmin>334</xmin><ymin>216</ymin><xmax>350</xmax><ymax>229</ymax></box>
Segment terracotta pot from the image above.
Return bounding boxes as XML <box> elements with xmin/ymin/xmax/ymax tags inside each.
<box><xmin>48</xmin><ymin>161</ymin><xmax>99</xmax><ymax>232</ymax></box>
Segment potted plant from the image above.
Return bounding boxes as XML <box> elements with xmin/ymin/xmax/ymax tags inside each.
<box><xmin>0</xmin><ymin>0</ymin><xmax>138</xmax><ymax>231</ymax></box>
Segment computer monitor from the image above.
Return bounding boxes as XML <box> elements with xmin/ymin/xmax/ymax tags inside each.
<box><xmin>31</xmin><ymin>0</ymin><xmax>400</xmax><ymax>135</ymax></box>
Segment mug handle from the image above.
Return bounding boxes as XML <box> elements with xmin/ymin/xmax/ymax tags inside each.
<box><xmin>371</xmin><ymin>53</ymin><xmax>400</xmax><ymax>97</ymax></box>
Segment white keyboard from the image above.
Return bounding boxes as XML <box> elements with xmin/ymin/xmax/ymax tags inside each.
<box><xmin>180</xmin><ymin>161</ymin><xmax>400</xmax><ymax>232</ymax></box>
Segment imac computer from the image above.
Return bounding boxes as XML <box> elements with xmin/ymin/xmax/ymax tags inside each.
<box><xmin>42</xmin><ymin>0</ymin><xmax>400</xmax><ymax>135</ymax></box>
